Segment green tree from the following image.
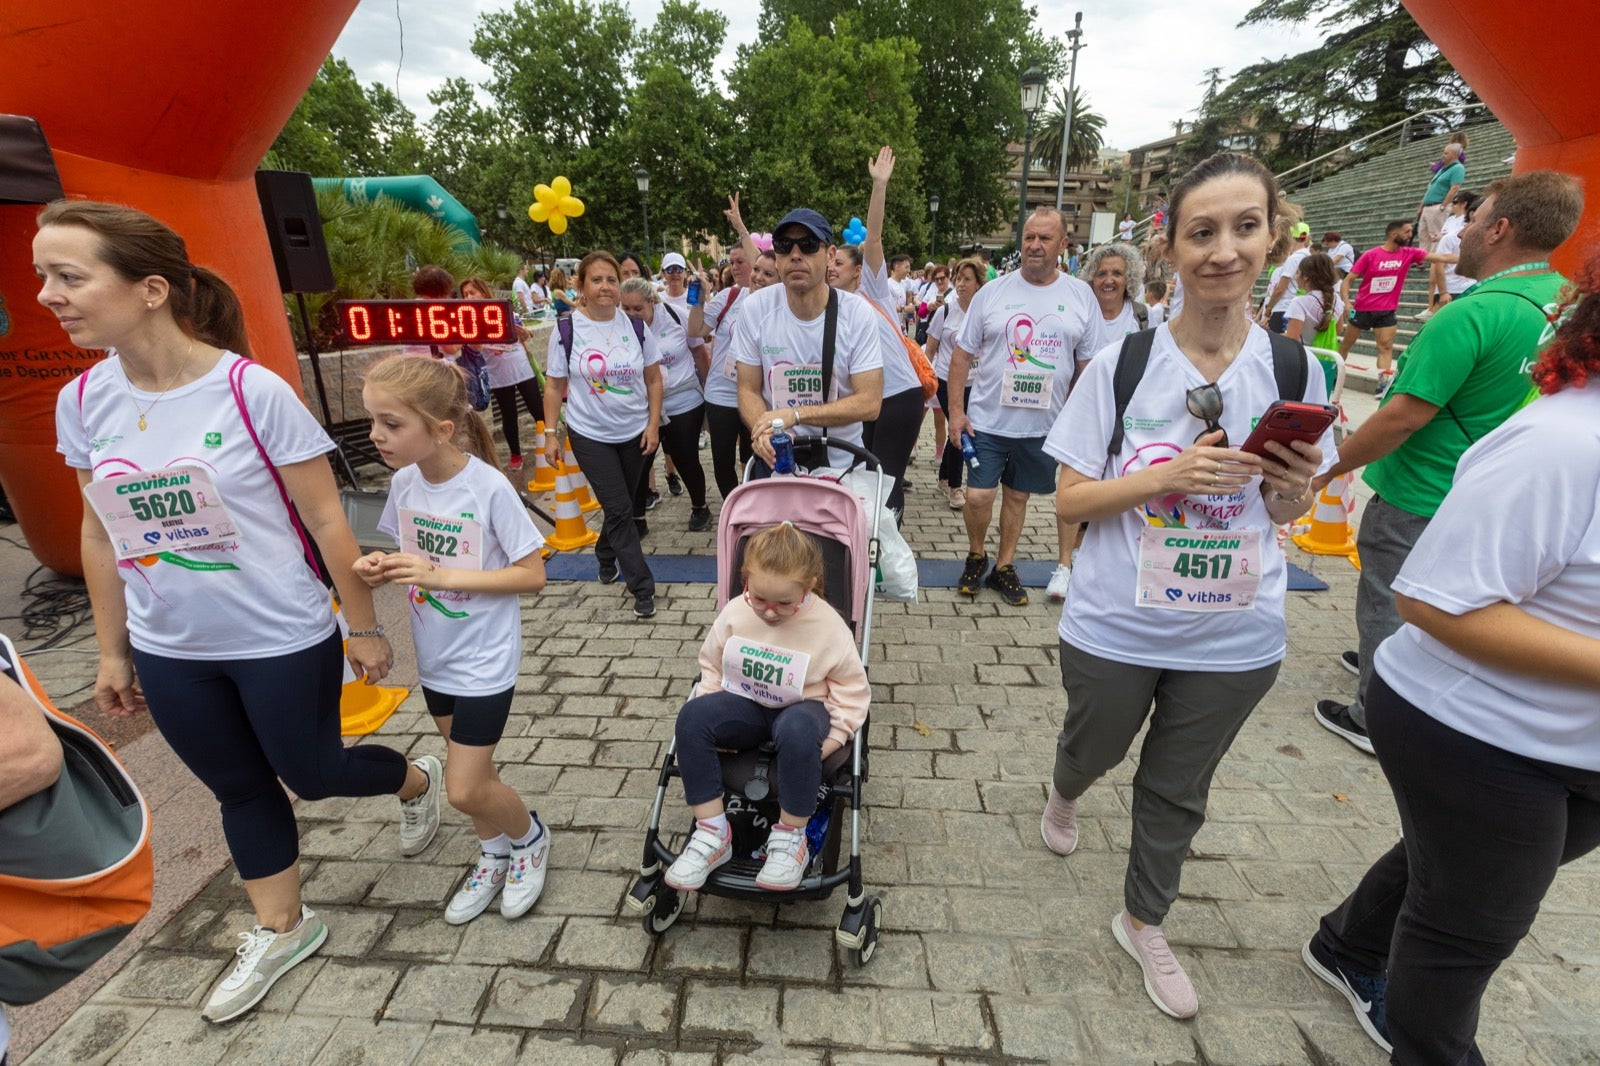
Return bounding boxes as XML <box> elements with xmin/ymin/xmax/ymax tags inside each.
<box><xmin>1032</xmin><ymin>89</ymin><xmax>1107</xmax><ymax>174</ymax></box>
<box><xmin>728</xmin><ymin>15</ymin><xmax>925</xmax><ymax>253</ymax></box>
<box><xmin>470</xmin><ymin>0</ymin><xmax>635</xmax><ymax>147</ymax></box>
<box><xmin>756</xmin><ymin>0</ymin><xmax>1058</xmax><ymax>250</ymax></box>
<box><xmin>1190</xmin><ymin>0</ymin><xmax>1475</xmax><ymax>171</ymax></box>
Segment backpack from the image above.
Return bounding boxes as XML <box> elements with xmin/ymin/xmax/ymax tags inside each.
<box><xmin>863</xmin><ymin>296</ymin><xmax>938</xmax><ymax>401</ymax></box>
<box><xmin>456</xmin><ymin>345</ymin><xmax>493</xmax><ymax>412</ymax></box>
<box><xmin>557</xmin><ymin>313</ymin><xmax>649</xmax><ymax>363</ymax></box>
<box><xmin>1106</xmin><ymin>330</ymin><xmax>1310</xmax><ymax>458</ymax></box>
<box><xmin>0</xmin><ymin>634</ymin><xmax>154</xmax><ymax>1005</ymax></box>
<box><xmin>1132</xmin><ymin>302</ymin><xmax>1149</xmax><ymax>330</ymax></box>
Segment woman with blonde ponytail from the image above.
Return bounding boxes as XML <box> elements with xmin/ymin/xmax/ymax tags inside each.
<box><xmin>357</xmin><ymin>354</ymin><xmax>554</xmax><ymax>928</ymax></box>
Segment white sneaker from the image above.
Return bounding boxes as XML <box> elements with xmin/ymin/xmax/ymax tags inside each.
<box><xmin>755</xmin><ymin>823</ymin><xmax>810</xmax><ymax>891</ymax></box>
<box><xmin>948</xmin><ymin>486</ymin><xmax>966</xmax><ymax>510</ymax></box>
<box><xmin>398</xmin><ymin>754</ymin><xmax>442</xmax><ymax>856</ymax></box>
<box><xmin>501</xmin><ymin>820</ymin><xmax>551</xmax><ymax>918</ymax></box>
<box><xmin>1414</xmin><ymin>307</ymin><xmax>1436</xmax><ymax>322</ymax></box>
<box><xmin>1046</xmin><ymin>564</ymin><xmax>1072</xmax><ymax>601</ymax></box>
<box><xmin>201</xmin><ymin>906</ymin><xmax>327</xmax><ymax>1023</ymax></box>
<box><xmin>664</xmin><ymin>820</ymin><xmax>732</xmax><ymax>891</ymax></box>
<box><xmin>444</xmin><ymin>851</ymin><xmax>508</xmax><ymax>925</ymax></box>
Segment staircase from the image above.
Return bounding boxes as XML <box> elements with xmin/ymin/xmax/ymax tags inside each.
<box><xmin>1257</xmin><ymin>119</ymin><xmax>1518</xmax><ymax>390</ymax></box>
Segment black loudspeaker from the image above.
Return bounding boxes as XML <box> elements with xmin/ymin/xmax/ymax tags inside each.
<box><xmin>254</xmin><ymin>169</ymin><xmax>334</xmax><ymax>294</ymax></box>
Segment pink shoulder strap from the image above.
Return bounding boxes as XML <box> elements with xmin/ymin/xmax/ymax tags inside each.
<box><xmin>228</xmin><ymin>357</ymin><xmax>324</xmax><ymax>581</ymax></box>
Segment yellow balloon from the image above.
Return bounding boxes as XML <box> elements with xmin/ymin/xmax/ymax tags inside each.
<box><xmin>534</xmin><ymin>183</ymin><xmax>558</xmax><ymax>207</ymax></box>
<box><xmin>551</xmin><ymin>176</ymin><xmax>572</xmax><ymax>199</ymax></box>
<box><xmin>529</xmin><ymin>202</ymin><xmax>551</xmax><ymax>223</ymax></box>
<box><xmin>548</xmin><ymin>213</ymin><xmax>568</xmax><ymax>236</ymax></box>
<box><xmin>559</xmin><ymin>195</ymin><xmax>585</xmax><ymax>218</ymax></box>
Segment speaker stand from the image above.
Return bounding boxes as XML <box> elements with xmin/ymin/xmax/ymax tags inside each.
<box><xmin>296</xmin><ymin>292</ymin><xmax>360</xmax><ymax>489</ymax></box>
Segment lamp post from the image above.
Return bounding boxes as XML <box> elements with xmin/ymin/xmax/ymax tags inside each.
<box><xmin>929</xmin><ymin>194</ymin><xmax>940</xmax><ymax>260</ymax></box>
<box><xmin>1054</xmin><ymin>13</ymin><xmax>1085</xmax><ymax>211</ymax></box>
<box><xmin>1015</xmin><ymin>65</ymin><xmax>1047</xmax><ymax>252</ymax></box>
<box><xmin>495</xmin><ymin>202</ymin><xmax>507</xmax><ymax>245</ymax></box>
<box><xmin>633</xmin><ymin>164</ymin><xmax>651</xmax><ymax>258</ymax></box>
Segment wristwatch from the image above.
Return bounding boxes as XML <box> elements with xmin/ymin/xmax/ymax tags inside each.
<box><xmin>348</xmin><ymin>625</ymin><xmax>387</xmax><ymax>639</ymax></box>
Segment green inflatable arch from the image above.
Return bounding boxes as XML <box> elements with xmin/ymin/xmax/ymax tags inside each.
<box><xmin>314</xmin><ymin>175</ymin><xmax>482</xmax><ymax>250</ymax></box>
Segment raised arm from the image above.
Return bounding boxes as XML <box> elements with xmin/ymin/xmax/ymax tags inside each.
<box><xmin>863</xmin><ymin>146</ymin><xmax>895</xmax><ymax>277</ymax></box>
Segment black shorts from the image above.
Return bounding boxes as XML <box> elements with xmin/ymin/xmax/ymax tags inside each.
<box><xmin>422</xmin><ymin>685</ymin><xmax>515</xmax><ymax>747</ymax></box>
<box><xmin>1352</xmin><ymin>309</ymin><xmax>1397</xmax><ymax>331</ymax></box>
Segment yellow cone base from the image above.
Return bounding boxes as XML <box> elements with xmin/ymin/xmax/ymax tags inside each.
<box><xmin>1291</xmin><ymin>475</ymin><xmax>1360</xmax><ymax>569</ymax></box>
<box><xmin>339</xmin><ymin>680</ymin><xmax>407</xmax><ymax>736</ymax></box>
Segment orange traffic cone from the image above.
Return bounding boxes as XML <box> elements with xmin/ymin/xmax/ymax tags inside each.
<box><xmin>527</xmin><ymin>420</ymin><xmax>557</xmax><ymax>493</ymax></box>
<box><xmin>563</xmin><ymin>435</ymin><xmax>601</xmax><ymax>513</ymax></box>
<box><xmin>544</xmin><ymin>462</ymin><xmax>600</xmax><ymax>551</ymax></box>
<box><xmin>1292</xmin><ymin>474</ymin><xmax>1361</xmax><ymax>569</ymax></box>
<box><xmin>331</xmin><ymin>594</ymin><xmax>407</xmax><ymax>736</ymax></box>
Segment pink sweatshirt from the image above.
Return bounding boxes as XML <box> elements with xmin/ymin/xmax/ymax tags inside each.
<box><xmin>696</xmin><ymin>594</ymin><xmax>871</xmax><ymax>748</ymax></box>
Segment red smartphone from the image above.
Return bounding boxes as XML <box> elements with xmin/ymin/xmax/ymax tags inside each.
<box><xmin>1239</xmin><ymin>400</ymin><xmax>1337</xmax><ymax>457</ymax></box>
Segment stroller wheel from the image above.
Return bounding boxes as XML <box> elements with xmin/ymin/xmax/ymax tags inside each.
<box><xmin>642</xmin><ymin>888</ymin><xmax>684</xmax><ymax>936</ymax></box>
<box><xmin>850</xmin><ymin>895</ymin><xmax>884</xmax><ymax>967</ymax></box>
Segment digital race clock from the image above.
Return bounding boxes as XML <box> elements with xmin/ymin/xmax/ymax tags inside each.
<box><xmin>336</xmin><ymin>299</ymin><xmax>517</xmax><ymax>345</ymax></box>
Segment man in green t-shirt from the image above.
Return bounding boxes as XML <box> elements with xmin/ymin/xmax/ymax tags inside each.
<box><xmin>1417</xmin><ymin>143</ymin><xmax>1466</xmax><ymax>251</ymax></box>
<box><xmin>1308</xmin><ymin>170</ymin><xmax>1582</xmax><ymax>755</ymax></box>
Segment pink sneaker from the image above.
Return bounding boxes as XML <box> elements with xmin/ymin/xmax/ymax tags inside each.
<box><xmin>1040</xmin><ymin>786</ymin><xmax>1078</xmax><ymax>856</ymax></box>
<box><xmin>1112</xmin><ymin>910</ymin><xmax>1198</xmax><ymax>1019</ymax></box>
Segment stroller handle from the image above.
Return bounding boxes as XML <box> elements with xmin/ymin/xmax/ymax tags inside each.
<box><xmin>814</xmin><ymin>438</ymin><xmax>883</xmax><ymax>475</ymax></box>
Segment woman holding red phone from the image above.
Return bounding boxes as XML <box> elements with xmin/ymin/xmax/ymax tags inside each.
<box><xmin>1037</xmin><ymin>153</ymin><xmax>1335</xmax><ymax>1020</ymax></box>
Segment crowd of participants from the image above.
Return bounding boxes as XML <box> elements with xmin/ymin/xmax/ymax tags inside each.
<box><xmin>5</xmin><ymin>140</ymin><xmax>1597</xmax><ymax>1066</ymax></box>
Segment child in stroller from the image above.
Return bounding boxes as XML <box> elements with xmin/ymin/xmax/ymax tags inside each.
<box><xmin>664</xmin><ymin>522</ymin><xmax>870</xmax><ymax>892</ymax></box>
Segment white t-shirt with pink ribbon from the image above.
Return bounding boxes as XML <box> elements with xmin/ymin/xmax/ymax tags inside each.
<box><xmin>547</xmin><ymin>310</ymin><xmax>661</xmax><ymax>444</ymax></box>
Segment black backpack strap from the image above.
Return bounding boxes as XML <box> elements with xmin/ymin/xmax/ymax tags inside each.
<box><xmin>1267</xmin><ymin>331</ymin><xmax>1310</xmax><ymax>401</ymax></box>
<box><xmin>1133</xmin><ymin>301</ymin><xmax>1149</xmax><ymax>330</ymax></box>
<box><xmin>659</xmin><ymin>302</ymin><xmax>682</xmax><ymax>327</ymax></box>
<box><xmin>1107</xmin><ymin>330</ymin><xmax>1157</xmax><ymax>458</ymax></box>
<box><xmin>558</xmin><ymin>316</ymin><xmax>574</xmax><ymax>361</ymax></box>
<box><xmin>630</xmin><ymin>314</ymin><xmax>647</xmax><ymax>348</ymax></box>
<box><xmin>819</xmin><ymin>288</ymin><xmax>839</xmax><ymax>452</ymax></box>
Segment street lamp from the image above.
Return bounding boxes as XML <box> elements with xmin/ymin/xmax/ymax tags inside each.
<box><xmin>633</xmin><ymin>164</ymin><xmax>651</xmax><ymax>259</ymax></box>
<box><xmin>928</xmin><ymin>194</ymin><xmax>940</xmax><ymax>260</ymax></box>
<box><xmin>495</xmin><ymin>202</ymin><xmax>507</xmax><ymax>245</ymax></box>
<box><xmin>1054</xmin><ymin>13</ymin><xmax>1085</xmax><ymax>211</ymax></box>
<box><xmin>1015</xmin><ymin>65</ymin><xmax>1047</xmax><ymax>252</ymax></box>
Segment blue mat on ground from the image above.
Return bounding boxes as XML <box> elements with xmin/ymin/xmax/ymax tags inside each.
<box><xmin>545</xmin><ymin>553</ymin><xmax>1329</xmax><ymax>591</ymax></box>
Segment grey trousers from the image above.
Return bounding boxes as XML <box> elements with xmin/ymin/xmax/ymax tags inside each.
<box><xmin>1349</xmin><ymin>494</ymin><xmax>1431</xmax><ymax>728</ymax></box>
<box><xmin>1053</xmin><ymin>639</ymin><xmax>1280</xmax><ymax>925</ymax></box>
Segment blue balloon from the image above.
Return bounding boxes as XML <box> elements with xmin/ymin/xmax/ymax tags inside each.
<box><xmin>842</xmin><ymin>216</ymin><xmax>867</xmax><ymax>246</ymax></box>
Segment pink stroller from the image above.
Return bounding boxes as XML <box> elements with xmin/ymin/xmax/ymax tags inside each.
<box><xmin>625</xmin><ymin>440</ymin><xmax>885</xmax><ymax>965</ymax></box>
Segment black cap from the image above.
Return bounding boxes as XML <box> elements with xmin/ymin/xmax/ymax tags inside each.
<box><xmin>774</xmin><ymin>208</ymin><xmax>833</xmax><ymax>244</ymax></box>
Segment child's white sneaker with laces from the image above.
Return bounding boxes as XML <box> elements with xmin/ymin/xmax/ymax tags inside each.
<box><xmin>665</xmin><ymin>819</ymin><xmax>732</xmax><ymax>891</ymax></box>
<box><xmin>444</xmin><ymin>851</ymin><xmax>508</xmax><ymax>925</ymax></box>
<box><xmin>755</xmin><ymin>822</ymin><xmax>810</xmax><ymax>891</ymax></box>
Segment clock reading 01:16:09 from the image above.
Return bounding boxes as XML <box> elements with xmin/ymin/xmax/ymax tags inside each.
<box><xmin>336</xmin><ymin>299</ymin><xmax>516</xmax><ymax>345</ymax></box>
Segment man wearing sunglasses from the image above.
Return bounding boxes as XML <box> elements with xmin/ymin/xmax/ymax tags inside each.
<box><xmin>733</xmin><ymin>208</ymin><xmax>885</xmax><ymax>471</ymax></box>
<box><xmin>944</xmin><ymin>207</ymin><xmax>1099</xmax><ymax>606</ymax></box>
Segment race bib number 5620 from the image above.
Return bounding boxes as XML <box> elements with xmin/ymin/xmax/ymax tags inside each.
<box><xmin>84</xmin><ymin>466</ymin><xmax>241</xmax><ymax>560</ymax></box>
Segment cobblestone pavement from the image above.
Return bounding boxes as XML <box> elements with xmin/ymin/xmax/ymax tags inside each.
<box><xmin>17</xmin><ymin>410</ymin><xmax>1600</xmax><ymax>1066</ymax></box>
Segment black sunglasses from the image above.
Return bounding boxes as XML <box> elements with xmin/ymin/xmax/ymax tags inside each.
<box><xmin>773</xmin><ymin>234</ymin><xmax>825</xmax><ymax>256</ymax></box>
<box><xmin>1185</xmin><ymin>382</ymin><xmax>1227</xmax><ymax>446</ymax></box>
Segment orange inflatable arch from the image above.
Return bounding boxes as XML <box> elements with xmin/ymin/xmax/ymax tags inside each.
<box><xmin>0</xmin><ymin>0</ymin><xmax>1595</xmax><ymax>575</ymax></box>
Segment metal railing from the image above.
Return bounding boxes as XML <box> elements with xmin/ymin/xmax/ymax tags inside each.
<box><xmin>1274</xmin><ymin>103</ymin><xmax>1490</xmax><ymax>192</ymax></box>
<box><xmin>1123</xmin><ymin>103</ymin><xmax>1496</xmax><ymax>244</ymax></box>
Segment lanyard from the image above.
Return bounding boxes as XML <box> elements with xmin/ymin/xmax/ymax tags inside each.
<box><xmin>1460</xmin><ymin>261</ymin><xmax>1551</xmax><ymax>298</ymax></box>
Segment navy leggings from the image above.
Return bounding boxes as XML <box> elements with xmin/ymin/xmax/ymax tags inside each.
<box><xmin>133</xmin><ymin>629</ymin><xmax>409</xmax><ymax>879</ymax></box>
<box><xmin>675</xmin><ymin>691</ymin><xmax>831</xmax><ymax>818</ymax></box>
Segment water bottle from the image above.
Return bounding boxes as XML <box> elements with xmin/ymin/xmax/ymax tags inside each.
<box><xmin>770</xmin><ymin>419</ymin><xmax>796</xmax><ymax>475</ymax></box>
<box><xmin>960</xmin><ymin>430</ymin><xmax>980</xmax><ymax>472</ymax></box>
<box><xmin>687</xmin><ymin>274</ymin><xmax>703</xmax><ymax>307</ymax></box>
<box><xmin>804</xmin><ymin>802</ymin><xmax>832</xmax><ymax>860</ymax></box>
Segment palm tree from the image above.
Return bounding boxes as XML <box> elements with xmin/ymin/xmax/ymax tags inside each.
<box><xmin>1032</xmin><ymin>88</ymin><xmax>1107</xmax><ymax>173</ymax></box>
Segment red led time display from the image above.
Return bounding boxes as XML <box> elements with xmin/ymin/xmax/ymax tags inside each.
<box><xmin>336</xmin><ymin>300</ymin><xmax>516</xmax><ymax>346</ymax></box>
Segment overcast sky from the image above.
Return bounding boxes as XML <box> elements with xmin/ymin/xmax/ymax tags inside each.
<box><xmin>333</xmin><ymin>0</ymin><xmax>1325</xmax><ymax>150</ymax></box>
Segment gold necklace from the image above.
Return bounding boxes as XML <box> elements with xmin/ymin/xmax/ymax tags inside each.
<box><xmin>124</xmin><ymin>338</ymin><xmax>195</xmax><ymax>431</ymax></box>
